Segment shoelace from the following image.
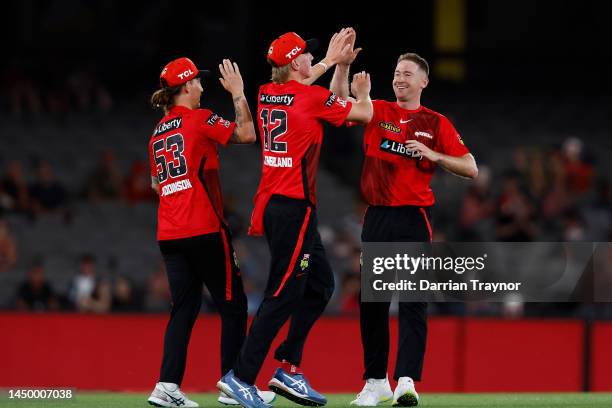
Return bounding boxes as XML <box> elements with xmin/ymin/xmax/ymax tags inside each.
<box><xmin>398</xmin><ymin>378</ymin><xmax>414</xmax><ymax>387</ymax></box>
<box><xmin>356</xmin><ymin>381</ymin><xmax>381</xmax><ymax>400</ymax></box>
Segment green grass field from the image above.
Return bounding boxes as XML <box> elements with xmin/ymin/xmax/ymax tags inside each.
<box><xmin>2</xmin><ymin>393</ymin><xmax>612</xmax><ymax>408</ymax></box>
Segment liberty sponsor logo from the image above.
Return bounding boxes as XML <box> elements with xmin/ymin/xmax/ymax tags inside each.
<box><xmin>264</xmin><ymin>155</ymin><xmax>293</xmax><ymax>168</ymax></box>
<box><xmin>153</xmin><ymin>118</ymin><xmax>182</xmax><ymax>137</ymax></box>
<box><xmin>380</xmin><ymin>138</ymin><xmax>422</xmax><ymax>159</ymax></box>
<box><xmin>414</xmin><ymin>131</ymin><xmax>433</xmax><ymax>139</ymax></box>
<box><xmin>260</xmin><ymin>94</ymin><xmax>295</xmax><ymax>106</ymax></box>
<box><xmin>161</xmin><ymin>179</ymin><xmax>193</xmax><ymax>197</ymax></box>
<box><xmin>378</xmin><ymin>121</ymin><xmax>401</xmax><ymax>134</ymax></box>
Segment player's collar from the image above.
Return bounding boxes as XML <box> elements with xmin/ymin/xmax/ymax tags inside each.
<box><xmin>169</xmin><ymin>105</ymin><xmax>193</xmax><ymax>115</ymax></box>
<box><xmin>394</xmin><ymin>102</ymin><xmax>423</xmax><ymax>113</ymax></box>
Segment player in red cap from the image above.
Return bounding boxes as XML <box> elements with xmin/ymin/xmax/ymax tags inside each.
<box><xmin>217</xmin><ymin>29</ymin><xmax>372</xmax><ymax>408</ymax></box>
<box><xmin>329</xmin><ymin>39</ymin><xmax>478</xmax><ymax>406</ymax></box>
<box><xmin>146</xmin><ymin>57</ymin><xmax>274</xmax><ymax>408</ymax></box>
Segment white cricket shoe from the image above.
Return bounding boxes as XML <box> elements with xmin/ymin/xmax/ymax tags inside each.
<box><xmin>148</xmin><ymin>382</ymin><xmax>199</xmax><ymax>407</ymax></box>
<box><xmin>350</xmin><ymin>377</ymin><xmax>393</xmax><ymax>406</ymax></box>
<box><xmin>218</xmin><ymin>388</ymin><xmax>276</xmax><ymax>405</ymax></box>
<box><xmin>392</xmin><ymin>377</ymin><xmax>419</xmax><ymax>406</ymax></box>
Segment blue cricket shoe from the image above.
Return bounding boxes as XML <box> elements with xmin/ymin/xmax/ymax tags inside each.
<box><xmin>268</xmin><ymin>368</ymin><xmax>327</xmax><ymax>406</ymax></box>
<box><xmin>217</xmin><ymin>370</ymin><xmax>272</xmax><ymax>408</ymax></box>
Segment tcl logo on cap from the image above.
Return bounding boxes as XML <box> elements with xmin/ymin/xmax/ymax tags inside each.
<box><xmin>160</xmin><ymin>57</ymin><xmax>200</xmax><ymax>87</ymax></box>
<box><xmin>267</xmin><ymin>32</ymin><xmax>316</xmax><ymax>67</ymax></box>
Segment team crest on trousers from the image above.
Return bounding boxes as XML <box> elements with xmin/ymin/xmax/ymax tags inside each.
<box><xmin>300</xmin><ymin>254</ymin><xmax>310</xmax><ymax>271</ymax></box>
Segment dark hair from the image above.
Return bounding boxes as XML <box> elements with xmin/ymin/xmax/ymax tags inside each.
<box><xmin>150</xmin><ymin>85</ymin><xmax>182</xmax><ymax>112</ymax></box>
<box><xmin>397</xmin><ymin>53</ymin><xmax>430</xmax><ymax>76</ymax></box>
<box><xmin>80</xmin><ymin>253</ymin><xmax>95</xmax><ymax>264</ymax></box>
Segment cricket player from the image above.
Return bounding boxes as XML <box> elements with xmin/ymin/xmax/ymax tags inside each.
<box><xmin>330</xmin><ymin>49</ymin><xmax>478</xmax><ymax>406</ymax></box>
<box><xmin>146</xmin><ymin>57</ymin><xmax>274</xmax><ymax>407</ymax></box>
<box><xmin>217</xmin><ymin>30</ymin><xmax>373</xmax><ymax>408</ymax></box>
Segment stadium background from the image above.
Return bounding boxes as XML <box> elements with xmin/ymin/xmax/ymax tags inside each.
<box><xmin>1</xmin><ymin>0</ymin><xmax>611</xmax><ymax>394</ymax></box>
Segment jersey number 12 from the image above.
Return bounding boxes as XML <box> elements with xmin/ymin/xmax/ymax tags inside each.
<box><xmin>260</xmin><ymin>108</ymin><xmax>288</xmax><ymax>153</ymax></box>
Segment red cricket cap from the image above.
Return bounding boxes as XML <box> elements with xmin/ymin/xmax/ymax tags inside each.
<box><xmin>267</xmin><ymin>32</ymin><xmax>319</xmax><ymax>67</ymax></box>
<box><xmin>159</xmin><ymin>57</ymin><xmax>209</xmax><ymax>88</ymax></box>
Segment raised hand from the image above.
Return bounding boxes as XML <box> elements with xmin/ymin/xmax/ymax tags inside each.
<box><xmin>351</xmin><ymin>71</ymin><xmax>371</xmax><ymax>100</ymax></box>
<box><xmin>337</xmin><ymin>28</ymin><xmax>362</xmax><ymax>66</ymax></box>
<box><xmin>324</xmin><ymin>27</ymin><xmax>355</xmax><ymax>66</ymax></box>
<box><xmin>218</xmin><ymin>59</ymin><xmax>244</xmax><ymax>97</ymax></box>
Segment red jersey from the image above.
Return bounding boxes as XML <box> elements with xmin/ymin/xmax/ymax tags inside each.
<box><xmin>249</xmin><ymin>80</ymin><xmax>352</xmax><ymax>236</ymax></box>
<box><xmin>360</xmin><ymin>100</ymin><xmax>470</xmax><ymax>206</ymax></box>
<box><xmin>149</xmin><ymin>105</ymin><xmax>235</xmax><ymax>240</ymax></box>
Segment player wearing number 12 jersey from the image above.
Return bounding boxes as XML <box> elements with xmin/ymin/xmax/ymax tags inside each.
<box><xmin>217</xmin><ymin>30</ymin><xmax>372</xmax><ymax>408</ymax></box>
<box><xmin>146</xmin><ymin>57</ymin><xmax>275</xmax><ymax>408</ymax></box>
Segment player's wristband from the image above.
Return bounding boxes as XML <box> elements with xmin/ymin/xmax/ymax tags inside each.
<box><xmin>315</xmin><ymin>62</ymin><xmax>329</xmax><ymax>72</ymax></box>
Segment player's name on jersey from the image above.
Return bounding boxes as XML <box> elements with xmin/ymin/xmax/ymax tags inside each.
<box><xmin>264</xmin><ymin>155</ymin><xmax>293</xmax><ymax>168</ymax></box>
<box><xmin>161</xmin><ymin>179</ymin><xmax>193</xmax><ymax>197</ymax></box>
<box><xmin>260</xmin><ymin>93</ymin><xmax>295</xmax><ymax>106</ymax></box>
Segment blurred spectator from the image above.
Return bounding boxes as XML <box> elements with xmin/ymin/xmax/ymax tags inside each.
<box><xmin>0</xmin><ymin>217</ymin><xmax>17</xmax><ymax>272</ymax></box>
<box><xmin>29</xmin><ymin>160</ymin><xmax>68</xmax><ymax>215</ymax></box>
<box><xmin>562</xmin><ymin>137</ymin><xmax>594</xmax><ymax>194</ymax></box>
<box><xmin>124</xmin><ymin>160</ymin><xmax>156</xmax><ymax>205</ymax></box>
<box><xmin>15</xmin><ymin>261</ymin><xmax>59</xmax><ymax>311</ymax></box>
<box><xmin>67</xmin><ymin>68</ymin><xmax>113</xmax><ymax>113</ymax></box>
<box><xmin>341</xmin><ymin>197</ymin><xmax>368</xmax><ymax>244</ymax></box>
<box><xmin>69</xmin><ymin>254</ymin><xmax>96</xmax><ymax>304</ymax></box>
<box><xmin>78</xmin><ymin>280</ymin><xmax>112</xmax><ymax>313</ymax></box>
<box><xmin>583</xmin><ymin>180</ymin><xmax>612</xmax><ymax>241</ymax></box>
<box><xmin>1</xmin><ymin>160</ymin><xmax>30</xmax><ymax>214</ymax></box>
<box><xmin>562</xmin><ymin>208</ymin><xmax>586</xmax><ymax>241</ymax></box>
<box><xmin>145</xmin><ymin>262</ymin><xmax>171</xmax><ymax>312</ymax></box>
<box><xmin>339</xmin><ymin>271</ymin><xmax>360</xmax><ymax>315</ymax></box>
<box><xmin>511</xmin><ymin>148</ymin><xmax>547</xmax><ymax>199</ymax></box>
<box><xmin>44</xmin><ymin>71</ymin><xmax>70</xmax><ymax>119</ymax></box>
<box><xmin>111</xmin><ymin>275</ymin><xmax>142</xmax><ymax>312</ymax></box>
<box><xmin>69</xmin><ymin>254</ymin><xmax>111</xmax><ymax>313</ymax></box>
<box><xmin>85</xmin><ymin>150</ymin><xmax>124</xmax><ymax>201</ymax></box>
<box><xmin>542</xmin><ymin>177</ymin><xmax>571</xmax><ymax>221</ymax></box>
<box><xmin>495</xmin><ymin>173</ymin><xmax>538</xmax><ymax>241</ymax></box>
<box><xmin>338</xmin><ymin>247</ymin><xmax>362</xmax><ymax>315</ymax></box>
<box><xmin>458</xmin><ymin>165</ymin><xmax>494</xmax><ymax>240</ymax></box>
<box><xmin>2</xmin><ymin>59</ymin><xmax>43</xmax><ymax>117</ymax></box>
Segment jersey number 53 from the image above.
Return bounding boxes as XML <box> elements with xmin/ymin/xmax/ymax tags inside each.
<box><xmin>152</xmin><ymin>133</ymin><xmax>188</xmax><ymax>183</ymax></box>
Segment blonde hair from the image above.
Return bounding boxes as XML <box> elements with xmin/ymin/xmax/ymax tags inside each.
<box><xmin>270</xmin><ymin>63</ymin><xmax>292</xmax><ymax>84</ymax></box>
<box><xmin>397</xmin><ymin>53</ymin><xmax>430</xmax><ymax>76</ymax></box>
